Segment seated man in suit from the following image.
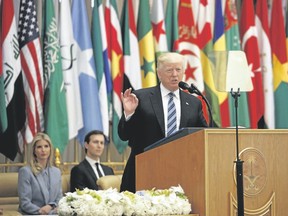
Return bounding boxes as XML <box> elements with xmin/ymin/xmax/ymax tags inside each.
<box><xmin>70</xmin><ymin>130</ymin><xmax>114</xmax><ymax>192</ymax></box>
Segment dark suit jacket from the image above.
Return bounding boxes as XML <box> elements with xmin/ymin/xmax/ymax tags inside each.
<box><xmin>18</xmin><ymin>166</ymin><xmax>62</xmax><ymax>215</ymax></box>
<box><xmin>118</xmin><ymin>85</ymin><xmax>208</xmax><ymax>192</ymax></box>
<box><xmin>70</xmin><ymin>159</ymin><xmax>114</xmax><ymax>192</ymax></box>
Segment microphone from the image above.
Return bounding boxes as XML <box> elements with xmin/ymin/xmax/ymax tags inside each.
<box><xmin>190</xmin><ymin>83</ymin><xmax>202</xmax><ymax>96</ymax></box>
<box><xmin>178</xmin><ymin>81</ymin><xmax>197</xmax><ymax>95</ymax></box>
<box><xmin>178</xmin><ymin>81</ymin><xmax>201</xmax><ymax>95</ymax></box>
<box><xmin>178</xmin><ymin>81</ymin><xmax>213</xmax><ymax>127</ymax></box>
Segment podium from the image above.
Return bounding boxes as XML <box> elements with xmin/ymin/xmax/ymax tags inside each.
<box><xmin>136</xmin><ymin>128</ymin><xmax>288</xmax><ymax>216</ymax></box>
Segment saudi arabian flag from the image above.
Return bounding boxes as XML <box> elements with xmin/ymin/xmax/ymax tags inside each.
<box><xmin>43</xmin><ymin>0</ymin><xmax>69</xmax><ymax>152</ymax></box>
<box><xmin>137</xmin><ymin>0</ymin><xmax>157</xmax><ymax>87</ymax></box>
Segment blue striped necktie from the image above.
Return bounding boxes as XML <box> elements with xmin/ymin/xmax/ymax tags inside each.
<box><xmin>167</xmin><ymin>92</ymin><xmax>177</xmax><ymax>136</ymax></box>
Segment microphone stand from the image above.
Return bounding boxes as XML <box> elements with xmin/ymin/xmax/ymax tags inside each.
<box><xmin>230</xmin><ymin>88</ymin><xmax>244</xmax><ymax>216</ymax></box>
<box><xmin>189</xmin><ymin>85</ymin><xmax>214</xmax><ymax>127</ymax></box>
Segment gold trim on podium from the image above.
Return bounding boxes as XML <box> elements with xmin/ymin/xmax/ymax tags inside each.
<box><xmin>230</xmin><ymin>192</ymin><xmax>275</xmax><ymax>216</ymax></box>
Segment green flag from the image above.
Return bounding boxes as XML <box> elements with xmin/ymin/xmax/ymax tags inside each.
<box><xmin>43</xmin><ymin>0</ymin><xmax>69</xmax><ymax>152</ymax></box>
<box><xmin>224</xmin><ymin>0</ymin><xmax>250</xmax><ymax>128</ymax></box>
<box><xmin>165</xmin><ymin>0</ymin><xmax>179</xmax><ymax>52</ymax></box>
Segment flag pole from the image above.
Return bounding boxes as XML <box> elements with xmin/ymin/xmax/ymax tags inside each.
<box><xmin>231</xmin><ymin>88</ymin><xmax>244</xmax><ymax>216</ymax></box>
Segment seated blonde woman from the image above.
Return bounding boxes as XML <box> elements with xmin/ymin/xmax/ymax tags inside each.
<box><xmin>18</xmin><ymin>132</ymin><xmax>62</xmax><ymax>215</ymax></box>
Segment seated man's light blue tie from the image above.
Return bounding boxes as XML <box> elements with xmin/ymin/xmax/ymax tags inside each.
<box><xmin>167</xmin><ymin>92</ymin><xmax>177</xmax><ymax>136</ymax></box>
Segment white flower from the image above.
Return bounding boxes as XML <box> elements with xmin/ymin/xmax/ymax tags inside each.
<box><xmin>58</xmin><ymin>185</ymin><xmax>192</xmax><ymax>216</ymax></box>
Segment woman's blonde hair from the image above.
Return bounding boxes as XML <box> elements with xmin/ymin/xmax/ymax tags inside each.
<box><xmin>30</xmin><ymin>132</ymin><xmax>54</xmax><ymax>175</ymax></box>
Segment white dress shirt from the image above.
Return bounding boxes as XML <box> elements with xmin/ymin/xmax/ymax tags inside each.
<box><xmin>85</xmin><ymin>156</ymin><xmax>105</xmax><ymax>178</ymax></box>
<box><xmin>160</xmin><ymin>84</ymin><xmax>181</xmax><ymax>136</ymax></box>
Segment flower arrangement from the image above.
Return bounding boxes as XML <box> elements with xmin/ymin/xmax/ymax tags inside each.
<box><xmin>58</xmin><ymin>185</ymin><xmax>191</xmax><ymax>216</ymax></box>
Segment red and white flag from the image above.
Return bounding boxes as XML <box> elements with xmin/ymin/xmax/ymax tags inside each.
<box><xmin>178</xmin><ymin>0</ymin><xmax>204</xmax><ymax>92</ymax></box>
<box><xmin>151</xmin><ymin>0</ymin><xmax>168</xmax><ymax>56</ymax></box>
<box><xmin>255</xmin><ymin>0</ymin><xmax>275</xmax><ymax>129</ymax></box>
<box><xmin>18</xmin><ymin>0</ymin><xmax>44</xmax><ymax>142</ymax></box>
<box><xmin>240</xmin><ymin>0</ymin><xmax>264</xmax><ymax>128</ymax></box>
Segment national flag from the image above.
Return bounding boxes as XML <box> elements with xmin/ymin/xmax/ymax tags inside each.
<box><xmin>286</xmin><ymin>3</ymin><xmax>288</xmax><ymax>59</ymax></box>
<box><xmin>0</xmin><ymin>0</ymin><xmax>7</xmax><ymax>133</ymax></box>
<box><xmin>92</xmin><ymin>0</ymin><xmax>110</xmax><ymax>140</ymax></box>
<box><xmin>121</xmin><ymin>0</ymin><xmax>142</xmax><ymax>91</ymax></box>
<box><xmin>137</xmin><ymin>0</ymin><xmax>157</xmax><ymax>87</ymax></box>
<box><xmin>0</xmin><ymin>42</ymin><xmax>7</xmax><ymax>133</ymax></box>
<box><xmin>240</xmin><ymin>0</ymin><xmax>264</xmax><ymax>128</ymax></box>
<box><xmin>103</xmin><ymin>0</ymin><xmax>114</xmax><ymax>115</ymax></box>
<box><xmin>0</xmin><ymin>0</ymin><xmax>25</xmax><ymax>160</ymax></box>
<box><xmin>59</xmin><ymin>0</ymin><xmax>83</xmax><ymax>139</ymax></box>
<box><xmin>165</xmin><ymin>0</ymin><xmax>179</xmax><ymax>52</ymax></box>
<box><xmin>97</xmin><ymin>0</ymin><xmax>113</xmax><ymax>121</ymax></box>
<box><xmin>224</xmin><ymin>0</ymin><xmax>250</xmax><ymax>128</ymax></box>
<box><xmin>197</xmin><ymin>0</ymin><xmax>212</xmax><ymax>50</ymax></box>
<box><xmin>43</xmin><ymin>0</ymin><xmax>69</xmax><ymax>152</ymax></box>
<box><xmin>213</xmin><ymin>0</ymin><xmax>230</xmax><ymax>127</ymax></box>
<box><xmin>197</xmin><ymin>0</ymin><xmax>221</xmax><ymax>127</ymax></box>
<box><xmin>178</xmin><ymin>0</ymin><xmax>203</xmax><ymax>91</ymax></box>
<box><xmin>105</xmin><ymin>0</ymin><xmax>128</xmax><ymax>153</ymax></box>
<box><xmin>18</xmin><ymin>0</ymin><xmax>44</xmax><ymax>144</ymax></box>
<box><xmin>150</xmin><ymin>0</ymin><xmax>168</xmax><ymax>57</ymax></box>
<box><xmin>178</xmin><ymin>0</ymin><xmax>214</xmax><ymax>126</ymax></box>
<box><xmin>72</xmin><ymin>0</ymin><xmax>103</xmax><ymax>145</ymax></box>
<box><xmin>271</xmin><ymin>0</ymin><xmax>288</xmax><ymax>128</ymax></box>
<box><xmin>255</xmin><ymin>0</ymin><xmax>275</xmax><ymax>129</ymax></box>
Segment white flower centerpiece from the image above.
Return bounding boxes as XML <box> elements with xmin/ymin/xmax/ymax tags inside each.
<box><xmin>58</xmin><ymin>188</ymin><xmax>124</xmax><ymax>216</ymax></box>
<box><xmin>58</xmin><ymin>185</ymin><xmax>191</xmax><ymax>216</ymax></box>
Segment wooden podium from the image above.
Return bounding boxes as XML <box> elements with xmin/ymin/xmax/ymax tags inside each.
<box><xmin>136</xmin><ymin>129</ymin><xmax>288</xmax><ymax>216</ymax></box>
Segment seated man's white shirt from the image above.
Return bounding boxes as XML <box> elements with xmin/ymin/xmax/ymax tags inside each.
<box><xmin>85</xmin><ymin>156</ymin><xmax>105</xmax><ymax>178</ymax></box>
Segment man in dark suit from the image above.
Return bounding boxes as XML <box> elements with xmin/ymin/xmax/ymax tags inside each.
<box><xmin>70</xmin><ymin>130</ymin><xmax>114</xmax><ymax>192</ymax></box>
<box><xmin>118</xmin><ymin>52</ymin><xmax>208</xmax><ymax>193</ymax></box>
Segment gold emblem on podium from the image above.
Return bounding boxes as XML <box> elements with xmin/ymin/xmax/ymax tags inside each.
<box><xmin>234</xmin><ymin>147</ymin><xmax>267</xmax><ymax>197</ymax></box>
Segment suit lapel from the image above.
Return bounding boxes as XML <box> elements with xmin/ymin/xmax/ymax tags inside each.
<box><xmin>150</xmin><ymin>86</ymin><xmax>165</xmax><ymax>136</ymax></box>
<box><xmin>179</xmin><ymin>90</ymin><xmax>191</xmax><ymax>128</ymax></box>
<box><xmin>83</xmin><ymin>159</ymin><xmax>97</xmax><ymax>181</ymax></box>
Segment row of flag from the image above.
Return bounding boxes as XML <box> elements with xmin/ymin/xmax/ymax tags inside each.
<box><xmin>1</xmin><ymin>0</ymin><xmax>288</xmax><ymax>161</ymax></box>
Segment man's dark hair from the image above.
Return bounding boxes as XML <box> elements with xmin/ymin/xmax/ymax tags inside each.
<box><xmin>84</xmin><ymin>130</ymin><xmax>107</xmax><ymax>154</ymax></box>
